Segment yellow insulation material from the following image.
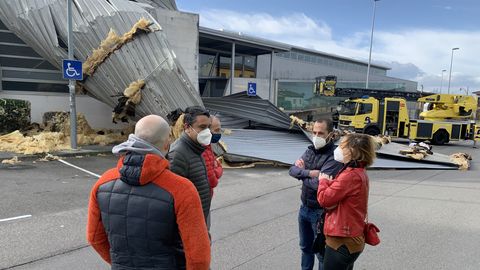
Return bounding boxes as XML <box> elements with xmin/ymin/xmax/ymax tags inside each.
<box><xmin>122</xmin><ymin>18</ymin><xmax>152</xmax><ymax>43</ymax></box>
<box><xmin>83</xmin><ymin>18</ymin><xmax>152</xmax><ymax>77</ymax></box>
<box><xmin>82</xmin><ymin>30</ymin><xmax>122</xmax><ymax>76</ymax></box>
<box><xmin>289</xmin><ymin>115</ymin><xmax>314</xmax><ymax>131</ymax></box>
<box><xmin>2</xmin><ymin>156</ymin><xmax>21</xmax><ymax>165</ymax></box>
<box><xmin>112</xmin><ymin>80</ymin><xmax>146</xmax><ymax>123</ymax></box>
<box><xmin>0</xmin><ymin>113</ymin><xmax>132</xmax><ymax>155</ymax></box>
<box><xmin>38</xmin><ymin>154</ymin><xmax>60</xmax><ymax>162</ymax></box>
<box><xmin>0</xmin><ymin>131</ymin><xmax>69</xmax><ymax>155</ymax></box>
<box><xmin>450</xmin><ymin>152</ymin><xmax>472</xmax><ymax>170</ymax></box>
<box><xmin>170</xmin><ymin>114</ymin><xmax>185</xmax><ymax>141</ymax></box>
<box><xmin>124</xmin><ymin>80</ymin><xmax>145</xmax><ymax>105</ymax></box>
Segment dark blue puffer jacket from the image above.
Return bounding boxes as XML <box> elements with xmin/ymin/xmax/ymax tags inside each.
<box><xmin>289</xmin><ymin>142</ymin><xmax>343</xmax><ymax>209</ymax></box>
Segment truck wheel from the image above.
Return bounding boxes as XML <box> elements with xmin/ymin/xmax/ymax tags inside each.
<box><xmin>431</xmin><ymin>130</ymin><xmax>449</xmax><ymax>145</ymax></box>
<box><xmin>364</xmin><ymin>127</ymin><xmax>380</xmax><ymax>136</ymax></box>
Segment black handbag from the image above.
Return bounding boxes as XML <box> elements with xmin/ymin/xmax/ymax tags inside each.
<box><xmin>312</xmin><ymin>211</ymin><xmax>326</xmax><ymax>256</ymax></box>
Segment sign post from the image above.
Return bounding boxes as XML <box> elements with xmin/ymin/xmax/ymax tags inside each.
<box><xmin>65</xmin><ymin>0</ymin><xmax>79</xmax><ymax>150</ymax></box>
<box><xmin>247</xmin><ymin>82</ymin><xmax>257</xmax><ymax>97</ymax></box>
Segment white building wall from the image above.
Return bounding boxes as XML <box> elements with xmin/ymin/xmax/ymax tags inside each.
<box><xmin>152</xmin><ymin>9</ymin><xmax>199</xmax><ymax>92</ymax></box>
<box><xmin>225</xmin><ymin>78</ymin><xmax>272</xmax><ymax>101</ymax></box>
<box><xmin>256</xmin><ymin>54</ymin><xmax>417</xmax><ymax>91</ymax></box>
<box><xmin>0</xmin><ymin>91</ymin><xmax>130</xmax><ymax>129</ymax></box>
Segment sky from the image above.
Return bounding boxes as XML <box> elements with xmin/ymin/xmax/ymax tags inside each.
<box><xmin>176</xmin><ymin>0</ymin><xmax>480</xmax><ymax>94</ymax></box>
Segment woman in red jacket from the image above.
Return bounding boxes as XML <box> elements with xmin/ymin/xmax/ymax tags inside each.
<box><xmin>317</xmin><ymin>133</ymin><xmax>376</xmax><ymax>270</ymax></box>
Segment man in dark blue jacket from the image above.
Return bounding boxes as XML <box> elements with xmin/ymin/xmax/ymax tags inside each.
<box><xmin>289</xmin><ymin>118</ymin><xmax>343</xmax><ymax>270</ymax></box>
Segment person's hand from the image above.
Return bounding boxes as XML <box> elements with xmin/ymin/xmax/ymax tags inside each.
<box><xmin>309</xmin><ymin>170</ymin><xmax>320</xmax><ymax>178</ymax></box>
<box><xmin>295</xmin><ymin>159</ymin><xmax>305</xmax><ymax>169</ymax></box>
<box><xmin>318</xmin><ymin>173</ymin><xmax>333</xmax><ymax>181</ymax></box>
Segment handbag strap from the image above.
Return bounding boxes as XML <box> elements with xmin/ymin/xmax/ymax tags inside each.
<box><xmin>364</xmin><ymin>171</ymin><xmax>369</xmax><ymax>224</ymax></box>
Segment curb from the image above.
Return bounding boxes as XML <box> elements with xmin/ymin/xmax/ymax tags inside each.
<box><xmin>0</xmin><ymin>147</ymin><xmax>113</xmax><ymax>161</ymax></box>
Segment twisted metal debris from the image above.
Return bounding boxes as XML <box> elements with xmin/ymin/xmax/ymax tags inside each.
<box><xmin>0</xmin><ymin>0</ymin><xmax>202</xmax><ymax>120</ymax></box>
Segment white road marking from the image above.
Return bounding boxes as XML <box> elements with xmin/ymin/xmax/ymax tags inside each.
<box><xmin>57</xmin><ymin>159</ymin><xmax>101</xmax><ymax>178</ymax></box>
<box><xmin>0</xmin><ymin>215</ymin><xmax>32</xmax><ymax>222</ymax></box>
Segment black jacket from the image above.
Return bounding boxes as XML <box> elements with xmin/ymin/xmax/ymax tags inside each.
<box><xmin>168</xmin><ymin>133</ymin><xmax>211</xmax><ymax>219</ymax></box>
<box><xmin>289</xmin><ymin>142</ymin><xmax>343</xmax><ymax>209</ymax></box>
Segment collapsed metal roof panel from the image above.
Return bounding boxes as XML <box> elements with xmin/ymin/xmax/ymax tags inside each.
<box><xmin>0</xmin><ymin>0</ymin><xmax>202</xmax><ymax>119</ymax></box>
<box><xmin>376</xmin><ymin>141</ymin><xmax>457</xmax><ymax>167</ymax></box>
<box><xmin>203</xmin><ymin>93</ymin><xmax>297</xmax><ymax>130</ymax></box>
<box><xmin>135</xmin><ymin>0</ymin><xmax>178</xmax><ymax>10</ymax></box>
<box><xmin>220</xmin><ymin>129</ymin><xmax>458</xmax><ymax>170</ymax></box>
<box><xmin>220</xmin><ymin>129</ymin><xmax>310</xmax><ymax>165</ymax></box>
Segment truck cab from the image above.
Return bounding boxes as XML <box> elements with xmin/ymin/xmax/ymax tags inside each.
<box><xmin>338</xmin><ymin>96</ymin><xmax>410</xmax><ymax>137</ymax></box>
<box><xmin>338</xmin><ymin>97</ymin><xmax>380</xmax><ymax>135</ymax></box>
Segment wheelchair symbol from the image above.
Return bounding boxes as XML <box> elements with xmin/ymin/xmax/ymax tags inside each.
<box><xmin>65</xmin><ymin>63</ymin><xmax>80</xmax><ymax>77</ymax></box>
<box><xmin>247</xmin><ymin>83</ymin><xmax>256</xmax><ymax>96</ymax></box>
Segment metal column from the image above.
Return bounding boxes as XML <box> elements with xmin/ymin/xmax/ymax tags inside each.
<box><xmin>269</xmin><ymin>50</ymin><xmax>274</xmax><ymax>101</ymax></box>
<box><xmin>230</xmin><ymin>42</ymin><xmax>235</xmax><ymax>95</ymax></box>
<box><xmin>241</xmin><ymin>56</ymin><xmax>245</xmax><ymax>77</ymax></box>
<box><xmin>0</xmin><ymin>63</ymin><xmax>3</xmax><ymax>91</ymax></box>
<box><xmin>67</xmin><ymin>0</ymin><xmax>77</xmax><ymax>149</ymax></box>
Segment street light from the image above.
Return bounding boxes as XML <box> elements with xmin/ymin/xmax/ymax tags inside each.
<box><xmin>447</xmin><ymin>47</ymin><xmax>459</xmax><ymax>94</ymax></box>
<box><xmin>460</xmin><ymin>87</ymin><xmax>469</xmax><ymax>95</ymax></box>
<box><xmin>440</xmin><ymin>69</ymin><xmax>446</xmax><ymax>93</ymax></box>
<box><xmin>366</xmin><ymin>0</ymin><xmax>380</xmax><ymax>89</ymax></box>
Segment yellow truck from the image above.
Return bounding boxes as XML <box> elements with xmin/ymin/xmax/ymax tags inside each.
<box><xmin>338</xmin><ymin>94</ymin><xmax>479</xmax><ymax>145</ymax></box>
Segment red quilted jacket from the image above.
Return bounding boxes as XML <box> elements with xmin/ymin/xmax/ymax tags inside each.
<box><xmin>202</xmin><ymin>145</ymin><xmax>223</xmax><ymax>196</ymax></box>
<box><xmin>317</xmin><ymin>162</ymin><xmax>369</xmax><ymax>237</ymax></box>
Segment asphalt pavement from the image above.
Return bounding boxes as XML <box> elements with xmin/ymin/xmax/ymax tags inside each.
<box><xmin>0</xmin><ymin>141</ymin><xmax>479</xmax><ymax>270</ymax></box>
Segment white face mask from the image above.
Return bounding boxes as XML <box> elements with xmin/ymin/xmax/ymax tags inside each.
<box><xmin>312</xmin><ymin>136</ymin><xmax>327</xmax><ymax>149</ymax></box>
<box><xmin>193</xmin><ymin>128</ymin><xmax>212</xmax><ymax>146</ymax></box>
<box><xmin>334</xmin><ymin>147</ymin><xmax>345</xmax><ymax>163</ymax></box>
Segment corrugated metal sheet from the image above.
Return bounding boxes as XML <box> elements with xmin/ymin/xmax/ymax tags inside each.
<box><xmin>0</xmin><ymin>0</ymin><xmax>201</xmax><ymax>119</ymax></box>
<box><xmin>220</xmin><ymin>129</ymin><xmax>458</xmax><ymax>170</ymax></box>
<box><xmin>376</xmin><ymin>142</ymin><xmax>457</xmax><ymax>167</ymax></box>
<box><xmin>204</xmin><ymin>93</ymin><xmax>297</xmax><ymax>130</ymax></box>
<box><xmin>136</xmin><ymin>0</ymin><xmax>177</xmax><ymax>10</ymax></box>
<box><xmin>220</xmin><ymin>129</ymin><xmax>310</xmax><ymax>164</ymax></box>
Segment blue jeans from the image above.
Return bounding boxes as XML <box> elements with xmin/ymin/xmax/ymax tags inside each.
<box><xmin>299</xmin><ymin>205</ymin><xmax>324</xmax><ymax>270</ymax></box>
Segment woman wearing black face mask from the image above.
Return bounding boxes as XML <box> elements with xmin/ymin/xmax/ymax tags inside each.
<box><xmin>202</xmin><ymin>116</ymin><xmax>224</xmax><ymax>230</ymax></box>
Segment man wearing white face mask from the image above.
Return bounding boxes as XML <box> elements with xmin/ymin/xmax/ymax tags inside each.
<box><xmin>289</xmin><ymin>118</ymin><xmax>343</xmax><ymax>270</ymax></box>
<box><xmin>168</xmin><ymin>106</ymin><xmax>212</xmax><ymax>222</ymax></box>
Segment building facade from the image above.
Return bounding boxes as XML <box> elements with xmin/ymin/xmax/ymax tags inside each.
<box><xmin>0</xmin><ymin>7</ymin><xmax>418</xmax><ymax>128</ymax></box>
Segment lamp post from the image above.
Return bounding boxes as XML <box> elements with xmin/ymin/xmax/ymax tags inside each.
<box><xmin>440</xmin><ymin>69</ymin><xmax>446</xmax><ymax>93</ymax></box>
<box><xmin>366</xmin><ymin>0</ymin><xmax>380</xmax><ymax>89</ymax></box>
<box><xmin>447</xmin><ymin>47</ymin><xmax>459</xmax><ymax>94</ymax></box>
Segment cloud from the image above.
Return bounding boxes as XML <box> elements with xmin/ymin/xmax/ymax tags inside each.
<box><xmin>201</xmin><ymin>9</ymin><xmax>331</xmax><ymax>40</ymax></box>
<box><xmin>444</xmin><ymin>6</ymin><xmax>453</xmax><ymax>10</ymax></box>
<box><xmin>199</xmin><ymin>9</ymin><xmax>480</xmax><ymax>93</ymax></box>
<box><xmin>379</xmin><ymin>61</ymin><xmax>425</xmax><ymax>79</ymax></box>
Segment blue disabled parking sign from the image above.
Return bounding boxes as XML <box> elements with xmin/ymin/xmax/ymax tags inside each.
<box><xmin>247</xmin><ymin>82</ymin><xmax>256</xmax><ymax>96</ymax></box>
<box><xmin>62</xmin><ymin>59</ymin><xmax>83</xmax><ymax>80</ymax></box>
